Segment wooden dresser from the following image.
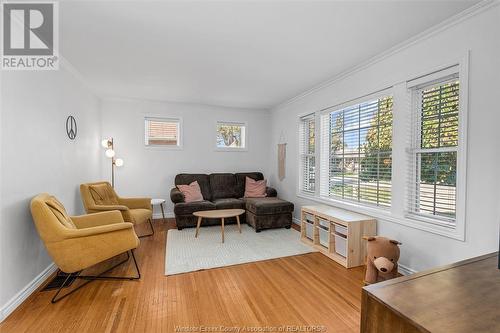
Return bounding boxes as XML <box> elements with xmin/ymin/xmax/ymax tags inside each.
<box><xmin>361</xmin><ymin>252</ymin><xmax>500</xmax><ymax>333</ymax></box>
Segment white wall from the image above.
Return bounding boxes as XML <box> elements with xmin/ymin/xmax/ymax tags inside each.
<box><xmin>100</xmin><ymin>99</ymin><xmax>271</xmax><ymax>217</ymax></box>
<box><xmin>269</xmin><ymin>5</ymin><xmax>500</xmax><ymax>272</ymax></box>
<box><xmin>0</xmin><ymin>64</ymin><xmax>101</xmax><ymax>318</ymax></box>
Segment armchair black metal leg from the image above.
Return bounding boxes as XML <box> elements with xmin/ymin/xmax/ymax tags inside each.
<box><xmin>138</xmin><ymin>218</ymin><xmax>155</xmax><ymax>238</ymax></box>
<box><xmin>78</xmin><ymin>250</ymin><xmax>141</xmax><ymax>280</ymax></box>
<box><xmin>50</xmin><ymin>250</ymin><xmax>140</xmax><ymax>303</ymax></box>
<box><xmin>51</xmin><ymin>272</ymin><xmax>72</xmax><ymax>303</ymax></box>
<box><xmin>51</xmin><ymin>271</ymin><xmax>90</xmax><ymax>303</ymax></box>
<box><xmin>130</xmin><ymin>250</ymin><xmax>141</xmax><ymax>279</ymax></box>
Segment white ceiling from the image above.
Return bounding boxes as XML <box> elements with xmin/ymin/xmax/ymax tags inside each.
<box><xmin>60</xmin><ymin>0</ymin><xmax>480</xmax><ymax>109</ymax></box>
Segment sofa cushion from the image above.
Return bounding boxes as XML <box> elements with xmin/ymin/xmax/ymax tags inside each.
<box><xmin>177</xmin><ymin>181</ymin><xmax>204</xmax><ymax>203</ymax></box>
<box><xmin>213</xmin><ymin>198</ymin><xmax>245</xmax><ymax>210</ymax></box>
<box><xmin>175</xmin><ymin>174</ymin><xmax>212</xmax><ymax>201</ymax></box>
<box><xmin>174</xmin><ymin>200</ymin><xmax>216</xmax><ymax>216</ymax></box>
<box><xmin>244</xmin><ymin>177</ymin><xmax>267</xmax><ymax>198</ymax></box>
<box><xmin>235</xmin><ymin>172</ymin><xmax>264</xmax><ymax>198</ymax></box>
<box><xmin>244</xmin><ymin>198</ymin><xmax>294</xmax><ymax>215</ymax></box>
<box><xmin>209</xmin><ymin>173</ymin><xmax>237</xmax><ymax>199</ymax></box>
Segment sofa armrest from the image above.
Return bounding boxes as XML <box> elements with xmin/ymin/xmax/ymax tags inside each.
<box><xmin>118</xmin><ymin>197</ymin><xmax>152</xmax><ymax>210</ymax></box>
<box><xmin>71</xmin><ymin>210</ymin><xmax>125</xmax><ymax>229</ymax></box>
<box><xmin>62</xmin><ymin>222</ymin><xmax>134</xmax><ymax>239</ymax></box>
<box><xmin>170</xmin><ymin>187</ymin><xmax>185</xmax><ymax>204</ymax></box>
<box><xmin>266</xmin><ymin>187</ymin><xmax>277</xmax><ymax>197</ymax></box>
<box><xmin>88</xmin><ymin>204</ymin><xmax>129</xmax><ymax>212</ymax></box>
<box><xmin>55</xmin><ymin>223</ymin><xmax>139</xmax><ymax>273</ymax></box>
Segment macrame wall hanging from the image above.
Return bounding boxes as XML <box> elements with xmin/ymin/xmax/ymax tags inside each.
<box><xmin>278</xmin><ymin>131</ymin><xmax>286</xmax><ymax>181</ymax></box>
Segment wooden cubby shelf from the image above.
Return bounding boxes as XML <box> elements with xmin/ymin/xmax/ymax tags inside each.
<box><xmin>301</xmin><ymin>205</ymin><xmax>376</xmax><ymax>268</ymax></box>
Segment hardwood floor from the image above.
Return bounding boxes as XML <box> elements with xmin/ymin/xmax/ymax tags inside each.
<box><xmin>0</xmin><ymin>219</ymin><xmax>366</xmax><ymax>333</ymax></box>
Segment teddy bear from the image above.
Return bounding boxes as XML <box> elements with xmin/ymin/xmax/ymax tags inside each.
<box><xmin>363</xmin><ymin>236</ymin><xmax>402</xmax><ymax>285</ymax></box>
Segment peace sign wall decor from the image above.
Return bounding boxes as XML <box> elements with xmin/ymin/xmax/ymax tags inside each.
<box><xmin>66</xmin><ymin>116</ymin><xmax>77</xmax><ymax>140</ymax></box>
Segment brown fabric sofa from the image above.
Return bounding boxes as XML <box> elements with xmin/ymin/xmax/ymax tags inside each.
<box><xmin>170</xmin><ymin>172</ymin><xmax>293</xmax><ymax>232</ymax></box>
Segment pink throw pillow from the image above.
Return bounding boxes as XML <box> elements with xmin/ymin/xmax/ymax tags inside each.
<box><xmin>177</xmin><ymin>181</ymin><xmax>204</xmax><ymax>203</ymax></box>
<box><xmin>244</xmin><ymin>177</ymin><xmax>267</xmax><ymax>198</ymax></box>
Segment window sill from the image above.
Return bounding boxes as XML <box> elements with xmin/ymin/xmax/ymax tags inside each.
<box><xmin>402</xmin><ymin>213</ymin><xmax>464</xmax><ymax>241</ymax></box>
<box><xmin>296</xmin><ymin>193</ymin><xmax>465</xmax><ymax>242</ymax></box>
<box><xmin>144</xmin><ymin>145</ymin><xmax>183</xmax><ymax>151</ymax></box>
<box><xmin>214</xmin><ymin>147</ymin><xmax>248</xmax><ymax>152</ymax></box>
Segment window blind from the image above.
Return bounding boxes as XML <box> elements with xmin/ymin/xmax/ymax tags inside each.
<box><xmin>299</xmin><ymin>114</ymin><xmax>315</xmax><ymax>193</ymax></box>
<box><xmin>408</xmin><ymin>76</ymin><xmax>459</xmax><ymax>224</ymax></box>
<box><xmin>145</xmin><ymin>118</ymin><xmax>180</xmax><ymax>146</ymax></box>
<box><xmin>320</xmin><ymin>96</ymin><xmax>393</xmax><ymax>207</ymax></box>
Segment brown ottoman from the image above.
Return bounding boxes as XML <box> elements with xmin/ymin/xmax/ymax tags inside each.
<box><xmin>244</xmin><ymin>198</ymin><xmax>294</xmax><ymax>232</ymax></box>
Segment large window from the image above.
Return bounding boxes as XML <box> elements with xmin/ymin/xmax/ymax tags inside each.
<box><xmin>216</xmin><ymin>121</ymin><xmax>247</xmax><ymax>150</ymax></box>
<box><xmin>320</xmin><ymin>96</ymin><xmax>393</xmax><ymax>207</ymax></box>
<box><xmin>144</xmin><ymin>117</ymin><xmax>181</xmax><ymax>147</ymax></box>
<box><xmin>296</xmin><ymin>61</ymin><xmax>467</xmax><ymax>240</ymax></box>
<box><xmin>409</xmin><ymin>76</ymin><xmax>460</xmax><ymax>225</ymax></box>
<box><xmin>299</xmin><ymin>114</ymin><xmax>315</xmax><ymax>193</ymax></box>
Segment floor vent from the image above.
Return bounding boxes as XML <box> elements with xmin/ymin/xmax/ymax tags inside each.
<box><xmin>41</xmin><ymin>271</ymin><xmax>80</xmax><ymax>291</ymax></box>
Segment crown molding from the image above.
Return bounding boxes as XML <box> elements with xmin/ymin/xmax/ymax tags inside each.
<box><xmin>272</xmin><ymin>0</ymin><xmax>499</xmax><ymax>111</ymax></box>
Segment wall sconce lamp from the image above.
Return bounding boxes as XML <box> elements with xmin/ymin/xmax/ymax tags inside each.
<box><xmin>101</xmin><ymin>138</ymin><xmax>123</xmax><ymax>187</ymax></box>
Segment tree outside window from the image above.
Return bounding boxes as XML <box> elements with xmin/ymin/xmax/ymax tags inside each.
<box><xmin>216</xmin><ymin>122</ymin><xmax>246</xmax><ymax>149</ymax></box>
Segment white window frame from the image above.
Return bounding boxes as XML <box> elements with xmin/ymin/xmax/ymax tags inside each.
<box><xmin>296</xmin><ymin>54</ymin><xmax>469</xmax><ymax>241</ymax></box>
<box><xmin>297</xmin><ymin>90</ymin><xmax>400</xmax><ymax>225</ymax></box>
<box><xmin>298</xmin><ymin>113</ymin><xmax>317</xmax><ymax>195</ymax></box>
<box><xmin>144</xmin><ymin>116</ymin><xmax>183</xmax><ymax>150</ymax></box>
<box><xmin>408</xmin><ymin>75</ymin><xmax>459</xmax><ymax>225</ymax></box>
<box><xmin>318</xmin><ymin>92</ymin><xmax>394</xmax><ymax>209</ymax></box>
<box><xmin>215</xmin><ymin>121</ymin><xmax>248</xmax><ymax>152</ymax></box>
<box><xmin>404</xmin><ymin>62</ymin><xmax>469</xmax><ymax>240</ymax></box>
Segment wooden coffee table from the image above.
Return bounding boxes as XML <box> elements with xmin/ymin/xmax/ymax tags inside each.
<box><xmin>193</xmin><ymin>209</ymin><xmax>245</xmax><ymax>243</ymax></box>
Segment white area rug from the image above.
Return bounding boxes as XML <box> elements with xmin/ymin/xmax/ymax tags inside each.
<box><xmin>165</xmin><ymin>224</ymin><xmax>315</xmax><ymax>275</ymax></box>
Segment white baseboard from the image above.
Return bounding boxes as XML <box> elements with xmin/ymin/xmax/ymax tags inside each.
<box><xmin>152</xmin><ymin>211</ymin><xmax>175</xmax><ymax>219</ymax></box>
<box><xmin>398</xmin><ymin>263</ymin><xmax>417</xmax><ymax>276</ymax></box>
<box><xmin>292</xmin><ymin>217</ymin><xmax>301</xmax><ymax>225</ymax></box>
<box><xmin>0</xmin><ymin>263</ymin><xmax>57</xmax><ymax>323</ymax></box>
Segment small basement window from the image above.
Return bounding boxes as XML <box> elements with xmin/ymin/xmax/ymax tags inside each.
<box><xmin>216</xmin><ymin>121</ymin><xmax>247</xmax><ymax>150</ymax></box>
<box><xmin>144</xmin><ymin>117</ymin><xmax>181</xmax><ymax>147</ymax></box>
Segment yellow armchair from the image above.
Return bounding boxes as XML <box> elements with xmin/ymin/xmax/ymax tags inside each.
<box><xmin>30</xmin><ymin>193</ymin><xmax>141</xmax><ymax>303</ymax></box>
<box><xmin>80</xmin><ymin>181</ymin><xmax>154</xmax><ymax>237</ymax></box>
